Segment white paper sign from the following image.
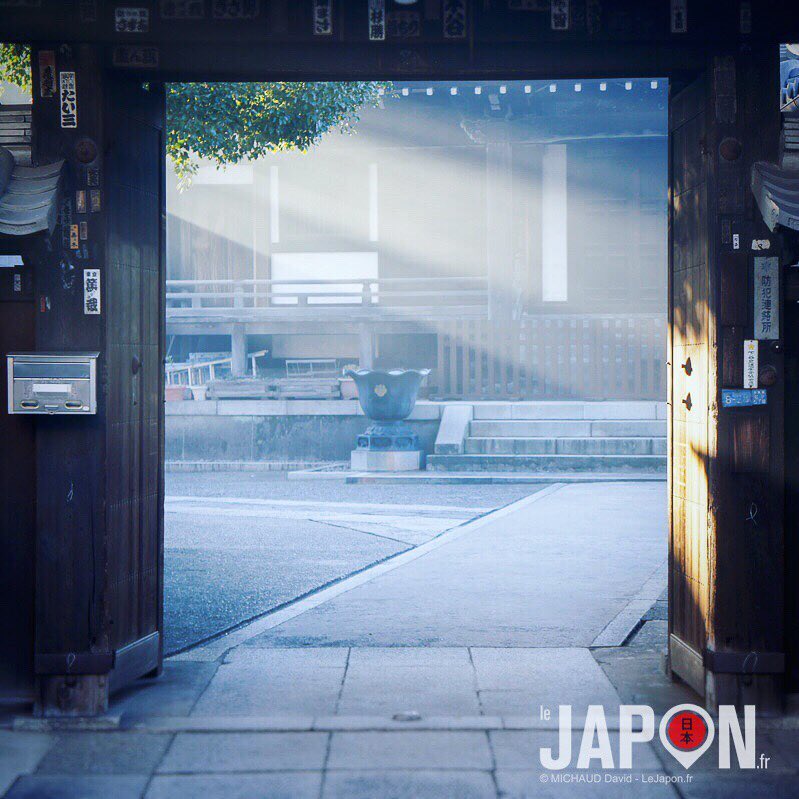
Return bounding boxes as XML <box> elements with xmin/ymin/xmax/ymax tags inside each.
<box><xmin>115</xmin><ymin>7</ymin><xmax>150</xmax><ymax>32</ymax></box>
<box><xmin>368</xmin><ymin>0</ymin><xmax>385</xmax><ymax>40</ymax></box>
<box><xmin>83</xmin><ymin>269</ymin><xmax>101</xmax><ymax>315</ymax></box>
<box><xmin>551</xmin><ymin>0</ymin><xmax>569</xmax><ymax>30</ymax></box>
<box><xmin>754</xmin><ymin>257</ymin><xmax>779</xmax><ymax>340</ymax></box>
<box><xmin>312</xmin><ymin>0</ymin><xmax>332</xmax><ymax>35</ymax></box>
<box><xmin>59</xmin><ymin>71</ymin><xmax>77</xmax><ymax>129</ymax></box>
<box><xmin>743</xmin><ymin>339</ymin><xmax>758</xmax><ymax>389</ymax></box>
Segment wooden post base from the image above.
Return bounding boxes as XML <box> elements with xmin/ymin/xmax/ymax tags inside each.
<box><xmin>35</xmin><ymin>675</ymin><xmax>109</xmax><ymax>718</ymax></box>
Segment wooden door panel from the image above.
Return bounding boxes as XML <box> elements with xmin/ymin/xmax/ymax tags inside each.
<box><xmin>672</xmin><ymin>418</ymin><xmax>708</xmax><ymax>508</ymax></box>
<box><xmin>672</xmin><ymin>344</ymin><xmax>708</xmax><ymax>422</ymax></box>
<box><xmin>669</xmin><ymin>72</ymin><xmax>710</xmax><ymax>693</ymax></box>
<box><xmin>672</xmin><ymin>264</ymin><xmax>709</xmax><ymax>348</ymax></box>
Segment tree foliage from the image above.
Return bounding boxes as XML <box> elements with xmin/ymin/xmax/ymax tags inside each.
<box><xmin>0</xmin><ymin>45</ymin><xmax>387</xmax><ymax>187</ymax></box>
<box><xmin>167</xmin><ymin>81</ymin><xmax>386</xmax><ymax>187</ymax></box>
<box><xmin>0</xmin><ymin>43</ymin><xmax>31</xmax><ymax>91</ymax></box>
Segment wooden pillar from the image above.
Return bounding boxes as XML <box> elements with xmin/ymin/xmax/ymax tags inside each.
<box><xmin>706</xmin><ymin>47</ymin><xmax>785</xmax><ymax>712</ymax></box>
<box><xmin>359</xmin><ymin>324</ymin><xmax>375</xmax><ymax>369</ymax></box>
<box><xmin>668</xmin><ymin>46</ymin><xmax>785</xmax><ymax>712</ymax></box>
<box><xmin>30</xmin><ymin>45</ymin><xmax>165</xmax><ymax>715</ymax></box>
<box><xmin>231</xmin><ymin>325</ymin><xmax>247</xmax><ymax>376</ymax></box>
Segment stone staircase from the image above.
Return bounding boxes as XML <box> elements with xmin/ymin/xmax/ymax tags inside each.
<box><xmin>427</xmin><ymin>401</ymin><xmax>666</xmax><ymax>475</ymax></box>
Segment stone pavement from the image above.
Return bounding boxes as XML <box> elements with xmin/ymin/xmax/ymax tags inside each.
<box><xmin>4</xmin><ymin>483</ymin><xmax>798</xmax><ymax>798</ymax></box>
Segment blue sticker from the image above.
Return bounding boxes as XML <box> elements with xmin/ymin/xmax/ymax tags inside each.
<box><xmin>721</xmin><ymin>388</ymin><xmax>767</xmax><ymax>408</ymax></box>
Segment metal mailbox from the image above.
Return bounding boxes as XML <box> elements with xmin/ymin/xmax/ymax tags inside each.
<box><xmin>7</xmin><ymin>352</ymin><xmax>99</xmax><ymax>415</ymax></box>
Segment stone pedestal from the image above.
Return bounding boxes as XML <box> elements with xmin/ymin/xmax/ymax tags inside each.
<box><xmin>351</xmin><ymin>449</ymin><xmax>422</xmax><ymax>472</ymax></box>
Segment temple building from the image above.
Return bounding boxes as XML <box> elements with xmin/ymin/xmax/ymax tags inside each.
<box><xmin>166</xmin><ymin>78</ymin><xmax>667</xmax><ymax>400</ymax></box>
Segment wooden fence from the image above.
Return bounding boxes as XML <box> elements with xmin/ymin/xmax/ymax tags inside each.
<box><xmin>434</xmin><ymin>313</ymin><xmax>666</xmax><ymax>401</ymax></box>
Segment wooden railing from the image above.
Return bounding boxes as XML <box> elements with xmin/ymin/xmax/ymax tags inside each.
<box><xmin>166</xmin><ymin>276</ymin><xmax>489</xmax><ymax>315</ymax></box>
<box><xmin>434</xmin><ymin>313</ymin><xmax>666</xmax><ymax>401</ymax></box>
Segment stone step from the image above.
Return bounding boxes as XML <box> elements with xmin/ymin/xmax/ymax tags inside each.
<box><xmin>471</xmin><ymin>401</ymin><xmax>666</xmax><ymax>421</ymax></box>
<box><xmin>464</xmin><ymin>436</ymin><xmax>667</xmax><ymax>456</ymax></box>
<box><xmin>469</xmin><ymin>419</ymin><xmax>666</xmax><ymax>438</ymax></box>
<box><xmin>427</xmin><ymin>453</ymin><xmax>666</xmax><ymax>473</ymax></box>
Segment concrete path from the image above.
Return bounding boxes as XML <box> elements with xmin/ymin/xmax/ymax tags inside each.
<box><xmin>15</xmin><ymin>482</ymin><xmax>795</xmax><ymax>798</ymax></box>
<box><xmin>232</xmin><ymin>481</ymin><xmax>666</xmax><ymax>649</ymax></box>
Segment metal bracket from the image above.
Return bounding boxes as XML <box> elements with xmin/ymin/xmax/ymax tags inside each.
<box><xmin>703</xmin><ymin>648</ymin><xmax>785</xmax><ymax>674</ymax></box>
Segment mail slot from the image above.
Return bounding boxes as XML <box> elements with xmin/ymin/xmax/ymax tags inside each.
<box><xmin>7</xmin><ymin>352</ymin><xmax>99</xmax><ymax>415</ymax></box>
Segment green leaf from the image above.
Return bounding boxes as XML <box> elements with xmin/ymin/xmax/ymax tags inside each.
<box><xmin>0</xmin><ymin>45</ymin><xmax>389</xmax><ymax>189</ymax></box>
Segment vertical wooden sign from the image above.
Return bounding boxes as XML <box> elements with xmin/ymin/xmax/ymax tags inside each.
<box><xmin>37</xmin><ymin>51</ymin><xmax>55</xmax><ymax>98</ymax></box>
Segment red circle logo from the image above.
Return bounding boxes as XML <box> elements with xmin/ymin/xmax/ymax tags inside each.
<box><xmin>666</xmin><ymin>710</ymin><xmax>708</xmax><ymax>751</ymax></box>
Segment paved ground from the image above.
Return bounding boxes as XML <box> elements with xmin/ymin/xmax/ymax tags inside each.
<box><xmin>164</xmin><ymin>473</ymin><xmax>540</xmax><ymax>652</ymax></box>
<box><xmin>233</xmin><ymin>481</ymin><xmax>666</xmax><ymax>649</ymax></box>
<box><xmin>5</xmin><ymin>482</ymin><xmax>797</xmax><ymax>798</ymax></box>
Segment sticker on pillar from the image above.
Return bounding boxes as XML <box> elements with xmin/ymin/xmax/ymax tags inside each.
<box><xmin>87</xmin><ymin>168</ymin><xmax>100</xmax><ymax>187</ymax></box>
<box><xmin>75</xmin><ymin>138</ymin><xmax>99</xmax><ymax>165</ymax></box>
<box><xmin>76</xmin><ymin>191</ymin><xmax>87</xmax><ymax>214</ymax></box>
<box><xmin>161</xmin><ymin>0</ymin><xmax>206</xmax><ymax>18</ymax></box>
<box><xmin>83</xmin><ymin>269</ymin><xmax>101</xmax><ymax>315</ymax></box>
<box><xmin>670</xmin><ymin>0</ymin><xmax>687</xmax><ymax>33</ymax></box>
<box><xmin>752</xmin><ymin>239</ymin><xmax>771</xmax><ymax>250</ymax></box>
<box><xmin>743</xmin><ymin>339</ymin><xmax>758</xmax><ymax>388</ymax></box>
<box><xmin>60</xmin><ymin>197</ymin><xmax>74</xmax><ymax>249</ymax></box>
<box><xmin>115</xmin><ymin>7</ymin><xmax>150</xmax><ymax>33</ymax></box>
<box><xmin>112</xmin><ymin>46</ymin><xmax>159</xmax><ymax>68</ymax></box>
<box><xmin>59</xmin><ymin>71</ymin><xmax>77</xmax><ymax>129</ymax></box>
<box><xmin>387</xmin><ymin>10</ymin><xmax>420</xmax><ymax>37</ymax></box>
<box><xmin>739</xmin><ymin>1</ymin><xmax>751</xmax><ymax>34</ymax></box>
<box><xmin>90</xmin><ymin>190</ymin><xmax>102</xmax><ymax>212</ymax></box>
<box><xmin>722</xmin><ymin>388</ymin><xmax>767</xmax><ymax>408</ymax></box>
<box><xmin>754</xmin><ymin>257</ymin><xmax>779</xmax><ymax>340</ymax></box>
<box><xmin>69</xmin><ymin>225</ymin><xmax>80</xmax><ymax>250</ymax></box>
<box><xmin>312</xmin><ymin>0</ymin><xmax>332</xmax><ymax>34</ymax></box>
<box><xmin>212</xmin><ymin>0</ymin><xmax>259</xmax><ymax>18</ymax></box>
<box><xmin>550</xmin><ymin>0</ymin><xmax>568</xmax><ymax>30</ymax></box>
<box><xmin>368</xmin><ymin>0</ymin><xmax>386</xmax><ymax>41</ymax></box>
<box><xmin>38</xmin><ymin>51</ymin><xmax>56</xmax><ymax>98</ymax></box>
<box><xmin>444</xmin><ymin>0</ymin><xmax>468</xmax><ymax>37</ymax></box>
<box><xmin>79</xmin><ymin>221</ymin><xmax>88</xmax><ymax>241</ymax></box>
<box><xmin>720</xmin><ymin>217</ymin><xmax>750</xmax><ymax>251</ymax></box>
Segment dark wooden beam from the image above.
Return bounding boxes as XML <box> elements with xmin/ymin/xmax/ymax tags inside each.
<box><xmin>2</xmin><ymin>1</ymin><xmax>798</xmax><ymax>47</ymax></box>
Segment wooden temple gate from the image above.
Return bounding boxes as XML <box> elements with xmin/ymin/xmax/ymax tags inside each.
<box><xmin>0</xmin><ymin>1</ymin><xmax>797</xmax><ymax>716</ymax></box>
